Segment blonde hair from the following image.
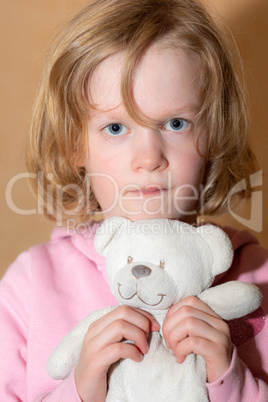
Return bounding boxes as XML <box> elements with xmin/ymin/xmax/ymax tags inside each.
<box><xmin>27</xmin><ymin>0</ymin><xmax>257</xmax><ymax>224</ymax></box>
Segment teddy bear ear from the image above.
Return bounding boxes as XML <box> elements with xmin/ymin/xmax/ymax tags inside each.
<box><xmin>94</xmin><ymin>217</ymin><xmax>128</xmax><ymax>256</ymax></box>
<box><xmin>196</xmin><ymin>225</ymin><xmax>234</xmax><ymax>275</ymax></box>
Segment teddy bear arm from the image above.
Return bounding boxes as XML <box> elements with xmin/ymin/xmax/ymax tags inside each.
<box><xmin>47</xmin><ymin>306</ymin><xmax>117</xmax><ymax>380</ymax></box>
<box><xmin>198</xmin><ymin>281</ymin><xmax>262</xmax><ymax>321</ymax></box>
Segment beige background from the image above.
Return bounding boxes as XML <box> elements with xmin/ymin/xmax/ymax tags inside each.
<box><xmin>1</xmin><ymin>0</ymin><xmax>268</xmax><ymax>279</ymax></box>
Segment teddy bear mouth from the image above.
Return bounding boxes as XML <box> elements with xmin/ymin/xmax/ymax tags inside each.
<box><xmin>117</xmin><ymin>283</ymin><xmax>165</xmax><ymax>306</ymax></box>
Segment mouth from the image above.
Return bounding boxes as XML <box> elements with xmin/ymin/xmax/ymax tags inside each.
<box><xmin>126</xmin><ymin>186</ymin><xmax>172</xmax><ymax>197</ymax></box>
<box><xmin>118</xmin><ymin>284</ymin><xmax>165</xmax><ymax>306</ymax></box>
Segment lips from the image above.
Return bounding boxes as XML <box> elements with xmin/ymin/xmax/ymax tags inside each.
<box><xmin>126</xmin><ymin>186</ymin><xmax>172</xmax><ymax>197</ymax></box>
<box><xmin>141</xmin><ymin>187</ymin><xmax>167</xmax><ymax>195</ymax></box>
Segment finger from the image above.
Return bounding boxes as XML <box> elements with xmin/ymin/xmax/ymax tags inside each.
<box><xmin>130</xmin><ymin>307</ymin><xmax>161</xmax><ymax>331</ymax></box>
<box><xmin>165</xmin><ymin>296</ymin><xmax>221</xmax><ymax>320</ymax></box>
<box><xmin>86</xmin><ymin>318</ymin><xmax>150</xmax><ymax>355</ymax></box>
<box><xmin>97</xmin><ymin>342</ymin><xmax>144</xmax><ymax>371</ymax></box>
<box><xmin>163</xmin><ymin>304</ymin><xmax>227</xmax><ymax>340</ymax></box>
<box><xmin>174</xmin><ymin>336</ymin><xmax>212</xmax><ymax>364</ymax></box>
<box><xmin>174</xmin><ymin>334</ymin><xmax>232</xmax><ymax>367</ymax></box>
<box><xmin>89</xmin><ymin>306</ymin><xmax>160</xmax><ymax>338</ymax></box>
<box><xmin>102</xmin><ymin>319</ymin><xmax>150</xmax><ymax>355</ymax></box>
<box><xmin>81</xmin><ymin>342</ymin><xmax>144</xmax><ymax>379</ymax></box>
<box><xmin>163</xmin><ymin>305</ymin><xmax>229</xmax><ymax>342</ymax></box>
<box><xmin>119</xmin><ymin>306</ymin><xmax>161</xmax><ymax>331</ymax></box>
<box><xmin>166</xmin><ymin>316</ymin><xmax>229</xmax><ymax>352</ymax></box>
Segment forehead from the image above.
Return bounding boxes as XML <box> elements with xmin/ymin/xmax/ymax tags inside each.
<box><xmin>89</xmin><ymin>45</ymin><xmax>201</xmax><ymax>117</ymax></box>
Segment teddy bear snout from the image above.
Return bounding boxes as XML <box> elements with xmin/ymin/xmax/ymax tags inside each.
<box><xmin>132</xmin><ymin>265</ymin><xmax>152</xmax><ymax>279</ymax></box>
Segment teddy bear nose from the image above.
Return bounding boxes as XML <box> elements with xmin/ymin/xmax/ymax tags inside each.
<box><xmin>132</xmin><ymin>265</ymin><xmax>152</xmax><ymax>279</ymax></box>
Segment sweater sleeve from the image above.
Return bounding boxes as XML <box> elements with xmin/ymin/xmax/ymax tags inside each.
<box><xmin>0</xmin><ymin>252</ymin><xmax>82</xmax><ymax>401</ymax></box>
<box><xmin>0</xmin><ymin>252</ymin><xmax>30</xmax><ymax>399</ymax></box>
<box><xmin>33</xmin><ymin>370</ymin><xmax>81</xmax><ymax>401</ymax></box>
<box><xmin>207</xmin><ymin>347</ymin><xmax>268</xmax><ymax>401</ymax></box>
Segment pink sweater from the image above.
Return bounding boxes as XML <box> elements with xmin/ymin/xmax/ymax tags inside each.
<box><xmin>0</xmin><ymin>223</ymin><xmax>267</xmax><ymax>401</ymax></box>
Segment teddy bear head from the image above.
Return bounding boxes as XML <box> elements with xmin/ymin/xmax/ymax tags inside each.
<box><xmin>94</xmin><ymin>217</ymin><xmax>233</xmax><ymax>311</ymax></box>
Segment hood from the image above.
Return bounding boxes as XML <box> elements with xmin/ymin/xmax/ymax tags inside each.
<box><xmin>223</xmin><ymin>226</ymin><xmax>259</xmax><ymax>251</ymax></box>
<box><xmin>50</xmin><ymin>222</ymin><xmax>259</xmax><ymax>285</ymax></box>
<box><xmin>50</xmin><ymin>221</ymin><xmax>107</xmax><ymax>278</ymax></box>
<box><xmin>213</xmin><ymin>225</ymin><xmax>259</xmax><ymax>285</ymax></box>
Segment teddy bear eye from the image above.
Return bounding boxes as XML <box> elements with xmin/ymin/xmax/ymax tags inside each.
<box><xmin>127</xmin><ymin>256</ymin><xmax>133</xmax><ymax>264</ymax></box>
<box><xmin>160</xmin><ymin>260</ymin><xmax>165</xmax><ymax>269</ymax></box>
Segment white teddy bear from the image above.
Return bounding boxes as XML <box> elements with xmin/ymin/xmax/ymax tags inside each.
<box><xmin>47</xmin><ymin>218</ymin><xmax>262</xmax><ymax>401</ymax></box>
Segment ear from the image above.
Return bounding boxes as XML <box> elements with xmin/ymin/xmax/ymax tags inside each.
<box><xmin>94</xmin><ymin>217</ymin><xmax>128</xmax><ymax>256</ymax></box>
<box><xmin>196</xmin><ymin>225</ymin><xmax>233</xmax><ymax>275</ymax></box>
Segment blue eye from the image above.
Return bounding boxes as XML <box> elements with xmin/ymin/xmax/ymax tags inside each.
<box><xmin>104</xmin><ymin>123</ymin><xmax>128</xmax><ymax>136</ymax></box>
<box><xmin>163</xmin><ymin>118</ymin><xmax>189</xmax><ymax>132</ymax></box>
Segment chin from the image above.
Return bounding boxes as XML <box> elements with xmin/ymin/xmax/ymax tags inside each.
<box><xmin>103</xmin><ymin>199</ymin><xmax>198</xmax><ymax>222</ymax></box>
<box><xmin>105</xmin><ymin>210</ymin><xmax>196</xmax><ymax>223</ymax></box>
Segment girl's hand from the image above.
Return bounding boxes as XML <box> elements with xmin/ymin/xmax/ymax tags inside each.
<box><xmin>162</xmin><ymin>296</ymin><xmax>233</xmax><ymax>383</ymax></box>
<box><xmin>75</xmin><ymin>305</ymin><xmax>160</xmax><ymax>402</ymax></box>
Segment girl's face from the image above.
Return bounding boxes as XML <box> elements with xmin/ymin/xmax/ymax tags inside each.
<box><xmin>83</xmin><ymin>45</ymin><xmax>206</xmax><ymax>222</ymax></box>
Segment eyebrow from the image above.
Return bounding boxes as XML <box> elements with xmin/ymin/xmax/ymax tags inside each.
<box><xmin>92</xmin><ymin>102</ymin><xmax>200</xmax><ymax>117</ymax></box>
<box><xmin>89</xmin><ymin>100</ymin><xmax>201</xmax><ymax>129</ymax></box>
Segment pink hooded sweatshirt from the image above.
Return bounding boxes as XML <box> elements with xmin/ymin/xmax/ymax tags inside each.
<box><xmin>0</xmin><ymin>223</ymin><xmax>267</xmax><ymax>401</ymax></box>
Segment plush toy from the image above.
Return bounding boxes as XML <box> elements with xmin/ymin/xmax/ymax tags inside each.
<box><xmin>47</xmin><ymin>218</ymin><xmax>262</xmax><ymax>401</ymax></box>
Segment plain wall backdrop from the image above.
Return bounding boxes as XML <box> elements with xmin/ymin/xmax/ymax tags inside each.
<box><xmin>1</xmin><ymin>0</ymin><xmax>268</xmax><ymax>278</ymax></box>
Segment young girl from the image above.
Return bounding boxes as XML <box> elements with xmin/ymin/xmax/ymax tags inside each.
<box><xmin>0</xmin><ymin>0</ymin><xmax>267</xmax><ymax>400</ymax></box>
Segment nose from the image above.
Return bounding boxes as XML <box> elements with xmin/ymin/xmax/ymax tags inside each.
<box><xmin>131</xmin><ymin>128</ymin><xmax>168</xmax><ymax>172</ymax></box>
<box><xmin>132</xmin><ymin>265</ymin><xmax>152</xmax><ymax>279</ymax></box>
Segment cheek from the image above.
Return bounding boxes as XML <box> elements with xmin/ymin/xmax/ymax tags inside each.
<box><xmin>191</xmin><ymin>154</ymin><xmax>206</xmax><ymax>184</ymax></box>
<box><xmin>88</xmin><ymin>174</ymin><xmax>119</xmax><ymax>213</ymax></box>
<box><xmin>84</xmin><ymin>152</ymin><xmax>124</xmax><ymax>212</ymax></box>
<box><xmin>172</xmin><ymin>148</ymin><xmax>206</xmax><ymax>186</ymax></box>
<box><xmin>179</xmin><ymin>133</ymin><xmax>207</xmax><ymax>186</ymax></box>
<box><xmin>85</xmin><ymin>137</ymin><xmax>124</xmax><ymax>175</ymax></box>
